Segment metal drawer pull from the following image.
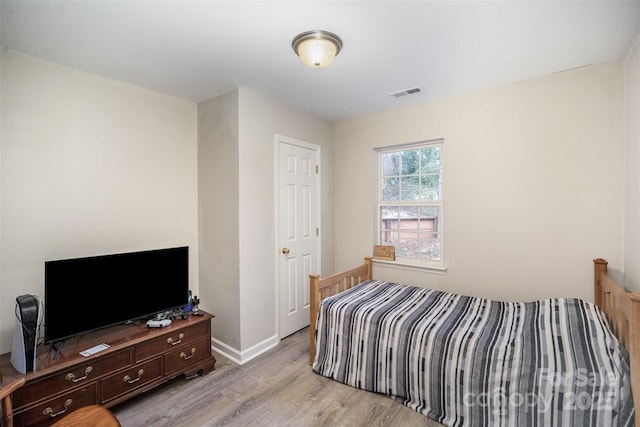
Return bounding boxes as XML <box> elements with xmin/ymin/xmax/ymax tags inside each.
<box><xmin>43</xmin><ymin>399</ymin><xmax>72</xmax><ymax>417</ymax></box>
<box><xmin>180</xmin><ymin>348</ymin><xmax>196</xmax><ymax>360</ymax></box>
<box><xmin>167</xmin><ymin>333</ymin><xmax>184</xmax><ymax>346</ymax></box>
<box><xmin>123</xmin><ymin>369</ymin><xmax>144</xmax><ymax>384</ymax></box>
<box><xmin>65</xmin><ymin>366</ymin><xmax>93</xmax><ymax>382</ymax></box>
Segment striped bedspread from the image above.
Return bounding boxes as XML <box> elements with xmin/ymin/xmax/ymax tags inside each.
<box><xmin>312</xmin><ymin>280</ymin><xmax>634</xmax><ymax>426</ymax></box>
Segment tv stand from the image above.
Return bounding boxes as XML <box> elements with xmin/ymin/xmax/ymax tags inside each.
<box><xmin>0</xmin><ymin>311</ymin><xmax>216</xmax><ymax>426</ymax></box>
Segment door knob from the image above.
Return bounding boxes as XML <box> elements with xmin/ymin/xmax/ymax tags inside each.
<box><xmin>281</xmin><ymin>247</ymin><xmax>290</xmax><ymax>254</ymax></box>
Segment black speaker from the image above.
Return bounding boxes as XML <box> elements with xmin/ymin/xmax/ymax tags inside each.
<box><xmin>11</xmin><ymin>294</ymin><xmax>41</xmax><ymax>374</ymax></box>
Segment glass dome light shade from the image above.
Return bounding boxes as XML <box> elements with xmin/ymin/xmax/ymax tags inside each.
<box><xmin>292</xmin><ymin>30</ymin><xmax>342</xmax><ymax>68</ymax></box>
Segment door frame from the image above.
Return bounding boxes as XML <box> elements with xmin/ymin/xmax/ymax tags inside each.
<box><xmin>274</xmin><ymin>134</ymin><xmax>322</xmax><ymax>339</ymax></box>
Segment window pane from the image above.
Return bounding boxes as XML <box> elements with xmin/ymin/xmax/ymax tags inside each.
<box><xmin>420</xmin><ymin>147</ymin><xmax>441</xmax><ymax>174</ymax></box>
<box><xmin>381</xmin><ymin>152</ymin><xmax>399</xmax><ymax>177</ymax></box>
<box><xmin>419</xmin><ymin>174</ymin><xmax>441</xmax><ymax>200</ymax></box>
<box><xmin>401</xmin><ymin>150</ymin><xmax>419</xmax><ymax>175</ymax></box>
<box><xmin>381</xmin><ymin>178</ymin><xmax>399</xmax><ymax>201</ymax></box>
<box><xmin>419</xmin><ymin>206</ymin><xmax>440</xmax><ymax>233</ymax></box>
<box><xmin>381</xmin><ymin>206</ymin><xmax>399</xmax><ymax>218</ymax></box>
<box><xmin>380</xmin><ymin>206</ymin><xmax>399</xmax><ymax>224</ymax></box>
<box><xmin>400</xmin><ymin>176</ymin><xmax>420</xmax><ymax>200</ymax></box>
<box><xmin>380</xmin><ymin>231</ymin><xmax>398</xmax><ymax>246</ymax></box>
<box><xmin>416</xmin><ymin>233</ymin><xmax>441</xmax><ymax>260</ymax></box>
<box><xmin>396</xmin><ymin>231</ymin><xmax>418</xmax><ymax>258</ymax></box>
<box><xmin>400</xmin><ymin>206</ymin><xmax>419</xmax><ymax>223</ymax></box>
<box><xmin>395</xmin><ymin>232</ymin><xmax>441</xmax><ymax>260</ymax></box>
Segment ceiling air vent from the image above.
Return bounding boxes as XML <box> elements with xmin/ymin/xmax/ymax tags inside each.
<box><xmin>389</xmin><ymin>86</ymin><xmax>423</xmax><ymax>98</ymax></box>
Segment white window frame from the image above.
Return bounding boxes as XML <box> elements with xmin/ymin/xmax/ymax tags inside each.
<box><xmin>375</xmin><ymin>139</ymin><xmax>446</xmax><ymax>272</ymax></box>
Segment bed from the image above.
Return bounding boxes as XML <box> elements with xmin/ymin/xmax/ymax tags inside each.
<box><xmin>309</xmin><ymin>257</ymin><xmax>639</xmax><ymax>426</ymax></box>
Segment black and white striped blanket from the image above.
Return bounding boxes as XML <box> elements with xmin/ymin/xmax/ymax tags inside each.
<box><xmin>312</xmin><ymin>280</ymin><xmax>634</xmax><ymax>426</ymax></box>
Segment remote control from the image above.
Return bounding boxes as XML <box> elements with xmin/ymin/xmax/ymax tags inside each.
<box><xmin>146</xmin><ymin>319</ymin><xmax>172</xmax><ymax>328</ymax></box>
<box><xmin>80</xmin><ymin>343</ymin><xmax>110</xmax><ymax>357</ymax></box>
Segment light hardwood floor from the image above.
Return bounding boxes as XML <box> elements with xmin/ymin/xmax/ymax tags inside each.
<box><xmin>112</xmin><ymin>327</ymin><xmax>443</xmax><ymax>427</ymax></box>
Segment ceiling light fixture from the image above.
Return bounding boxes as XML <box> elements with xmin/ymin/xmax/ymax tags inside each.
<box><xmin>292</xmin><ymin>30</ymin><xmax>343</xmax><ymax>68</ymax></box>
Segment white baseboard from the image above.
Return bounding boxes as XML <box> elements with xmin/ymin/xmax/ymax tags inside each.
<box><xmin>211</xmin><ymin>334</ymin><xmax>279</xmax><ymax>365</ymax></box>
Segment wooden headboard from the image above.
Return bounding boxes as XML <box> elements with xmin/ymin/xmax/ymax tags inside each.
<box><xmin>593</xmin><ymin>258</ymin><xmax>640</xmax><ymax>425</ymax></box>
<box><xmin>308</xmin><ymin>257</ymin><xmax>372</xmax><ymax>364</ymax></box>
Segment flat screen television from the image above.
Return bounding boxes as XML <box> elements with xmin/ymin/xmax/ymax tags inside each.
<box><xmin>44</xmin><ymin>246</ymin><xmax>189</xmax><ymax>346</ymax></box>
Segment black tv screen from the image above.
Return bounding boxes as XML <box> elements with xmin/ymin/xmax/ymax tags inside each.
<box><xmin>44</xmin><ymin>246</ymin><xmax>189</xmax><ymax>344</ymax></box>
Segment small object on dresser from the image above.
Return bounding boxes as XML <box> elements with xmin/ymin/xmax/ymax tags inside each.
<box><xmin>182</xmin><ymin>290</ymin><xmax>193</xmax><ymax>312</ymax></box>
<box><xmin>146</xmin><ymin>319</ymin><xmax>172</xmax><ymax>328</ymax></box>
<box><xmin>79</xmin><ymin>343</ymin><xmax>110</xmax><ymax>357</ymax></box>
<box><xmin>373</xmin><ymin>245</ymin><xmax>395</xmax><ymax>261</ymax></box>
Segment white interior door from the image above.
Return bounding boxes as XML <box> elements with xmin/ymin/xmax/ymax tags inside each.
<box><xmin>277</xmin><ymin>137</ymin><xmax>320</xmax><ymax>338</ymax></box>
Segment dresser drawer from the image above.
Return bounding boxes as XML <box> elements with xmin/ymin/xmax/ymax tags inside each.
<box><xmin>15</xmin><ymin>382</ymin><xmax>98</xmax><ymax>427</ymax></box>
<box><xmin>164</xmin><ymin>337</ymin><xmax>211</xmax><ymax>375</ymax></box>
<box><xmin>101</xmin><ymin>357</ymin><xmax>163</xmax><ymax>403</ymax></box>
<box><xmin>13</xmin><ymin>349</ymin><xmax>132</xmax><ymax>409</ymax></box>
<box><xmin>136</xmin><ymin>321</ymin><xmax>209</xmax><ymax>362</ymax></box>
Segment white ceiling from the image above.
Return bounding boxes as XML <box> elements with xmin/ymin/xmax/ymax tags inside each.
<box><xmin>1</xmin><ymin>1</ymin><xmax>639</xmax><ymax>121</ymax></box>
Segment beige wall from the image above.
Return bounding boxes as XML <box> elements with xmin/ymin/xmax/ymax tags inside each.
<box><xmin>198</xmin><ymin>89</ymin><xmax>241</xmax><ymax>351</ymax></box>
<box><xmin>237</xmin><ymin>88</ymin><xmax>334</xmax><ymax>352</ymax></box>
<box><xmin>0</xmin><ymin>50</ymin><xmax>199</xmax><ymax>354</ymax></box>
<box><xmin>334</xmin><ymin>63</ymin><xmax>624</xmax><ymax>302</ymax></box>
<box><xmin>624</xmin><ymin>33</ymin><xmax>640</xmax><ymax>292</ymax></box>
<box><xmin>199</xmin><ymin>87</ymin><xmax>334</xmax><ymax>363</ymax></box>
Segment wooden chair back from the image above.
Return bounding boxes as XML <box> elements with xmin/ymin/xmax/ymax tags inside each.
<box><xmin>0</xmin><ymin>377</ymin><xmax>26</xmax><ymax>427</ymax></box>
<box><xmin>1</xmin><ymin>377</ymin><xmax>120</xmax><ymax>427</ymax></box>
<box><xmin>51</xmin><ymin>404</ymin><xmax>121</xmax><ymax>427</ymax></box>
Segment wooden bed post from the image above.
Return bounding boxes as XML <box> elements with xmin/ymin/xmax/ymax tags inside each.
<box><xmin>364</xmin><ymin>256</ymin><xmax>372</xmax><ymax>281</ymax></box>
<box><xmin>593</xmin><ymin>258</ymin><xmax>640</xmax><ymax>426</ymax></box>
<box><xmin>593</xmin><ymin>257</ymin><xmax>607</xmax><ymax>309</ymax></box>
<box><xmin>309</xmin><ymin>273</ymin><xmax>320</xmax><ymax>365</ymax></box>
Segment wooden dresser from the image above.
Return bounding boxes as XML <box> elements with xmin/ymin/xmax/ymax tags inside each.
<box><xmin>0</xmin><ymin>312</ymin><xmax>216</xmax><ymax>426</ymax></box>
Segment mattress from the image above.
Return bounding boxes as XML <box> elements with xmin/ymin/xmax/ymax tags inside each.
<box><xmin>312</xmin><ymin>280</ymin><xmax>634</xmax><ymax>426</ymax></box>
